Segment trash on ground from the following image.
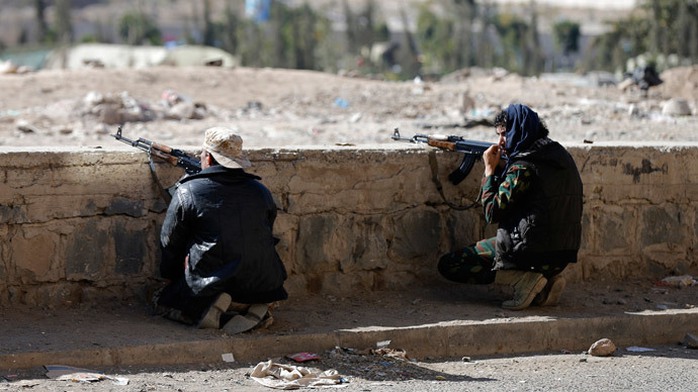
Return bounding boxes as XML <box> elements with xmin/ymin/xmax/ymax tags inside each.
<box><xmin>249</xmin><ymin>360</ymin><xmax>347</xmax><ymax>389</ymax></box>
<box><xmin>222</xmin><ymin>353</ymin><xmax>235</xmax><ymax>362</ymax></box>
<box><xmin>44</xmin><ymin>365</ymin><xmax>128</xmax><ymax>385</ymax></box>
<box><xmin>658</xmin><ymin>275</ymin><xmax>695</xmax><ymax>288</ymax></box>
<box><xmin>626</xmin><ymin>346</ymin><xmax>655</xmax><ymax>353</ymax></box>
<box><xmin>334</xmin><ymin>98</ymin><xmax>349</xmax><ymax>109</ymax></box>
<box><xmin>376</xmin><ymin>340</ymin><xmax>391</xmax><ymax>348</ymax></box>
<box><xmin>286</xmin><ymin>352</ymin><xmax>321</xmax><ymax>363</ymax></box>
<box><xmin>371</xmin><ymin>347</ymin><xmax>409</xmax><ymax>360</ymax></box>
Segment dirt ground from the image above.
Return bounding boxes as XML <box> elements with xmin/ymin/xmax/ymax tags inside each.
<box><xmin>1</xmin><ymin>65</ymin><xmax>698</xmax><ymax>150</ymax></box>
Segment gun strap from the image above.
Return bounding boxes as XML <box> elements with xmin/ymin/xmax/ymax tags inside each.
<box><xmin>148</xmin><ymin>156</ymin><xmax>173</xmax><ymax>203</ymax></box>
<box><xmin>427</xmin><ymin>149</ymin><xmax>479</xmax><ymax>211</ymax></box>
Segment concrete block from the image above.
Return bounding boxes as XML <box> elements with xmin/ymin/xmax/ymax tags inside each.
<box><xmin>593</xmin><ymin>205</ymin><xmax>636</xmax><ymax>254</ymax></box>
<box><xmin>640</xmin><ymin>204</ymin><xmax>687</xmax><ymax>250</ymax></box>
<box><xmin>12</xmin><ymin>226</ymin><xmax>62</xmax><ymax>283</ymax></box>
<box><xmin>0</xmin><ymin>204</ymin><xmax>26</xmax><ymax>224</ymax></box>
<box><xmin>105</xmin><ymin>197</ymin><xmax>147</xmax><ymax>217</ymax></box>
<box><xmin>337</xmin><ymin>216</ymin><xmax>389</xmax><ymax>273</ymax></box>
<box><xmin>65</xmin><ymin>221</ymin><xmax>111</xmax><ymax>280</ymax></box>
<box><xmin>113</xmin><ymin>221</ymin><xmax>148</xmax><ymax>275</ymax></box>
<box><xmin>296</xmin><ymin>214</ymin><xmax>344</xmax><ymax>274</ymax></box>
<box><xmin>580</xmin><ymin>212</ymin><xmax>593</xmax><ymax>254</ymax></box>
<box><xmin>443</xmin><ymin>209</ymin><xmax>484</xmax><ymax>250</ymax></box>
<box><xmin>581</xmin><ymin>255</ymin><xmax>636</xmax><ymax>279</ymax></box>
<box><xmin>273</xmin><ymin>213</ymin><xmax>298</xmax><ymax>273</ymax></box>
<box><xmin>388</xmin><ymin>208</ymin><xmax>441</xmax><ymax>262</ymax></box>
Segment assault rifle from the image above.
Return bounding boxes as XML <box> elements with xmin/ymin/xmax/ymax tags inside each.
<box><xmin>391</xmin><ymin>128</ymin><xmax>493</xmax><ymax>185</ymax></box>
<box><xmin>112</xmin><ymin>126</ymin><xmax>201</xmax><ymax>175</ymax></box>
<box><xmin>112</xmin><ymin>126</ymin><xmax>201</xmax><ymax>202</ymax></box>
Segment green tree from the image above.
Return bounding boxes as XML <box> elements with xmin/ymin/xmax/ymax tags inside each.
<box><xmin>675</xmin><ymin>1</ymin><xmax>696</xmax><ymax>62</ymax></box>
<box><xmin>643</xmin><ymin>0</ymin><xmax>698</xmax><ymax>63</ymax></box>
<box><xmin>493</xmin><ymin>12</ymin><xmax>529</xmax><ymax>74</ymax></box>
<box><xmin>586</xmin><ymin>0</ymin><xmax>698</xmax><ymax>72</ymax></box>
<box><xmin>54</xmin><ymin>0</ymin><xmax>73</xmax><ymax>44</ymax></box>
<box><xmin>416</xmin><ymin>3</ymin><xmax>457</xmax><ymax>74</ymax></box>
<box><xmin>450</xmin><ymin>0</ymin><xmax>477</xmax><ymax>71</ymax></box>
<box><xmin>34</xmin><ymin>0</ymin><xmax>48</xmax><ymax>43</ymax></box>
<box><xmin>218</xmin><ymin>2</ymin><xmax>240</xmax><ymax>55</ymax></box>
<box><xmin>202</xmin><ymin>0</ymin><xmax>215</xmax><ymax>46</ymax></box>
<box><xmin>552</xmin><ymin>20</ymin><xmax>580</xmax><ymax>56</ymax></box>
<box><xmin>277</xmin><ymin>3</ymin><xmax>330</xmax><ymax>70</ymax></box>
<box><xmin>343</xmin><ymin>0</ymin><xmax>388</xmax><ymax>58</ymax></box>
<box><xmin>415</xmin><ymin>0</ymin><xmax>478</xmax><ymax>76</ymax></box>
<box><xmin>232</xmin><ymin>2</ymin><xmax>330</xmax><ymax>71</ymax></box>
<box><xmin>474</xmin><ymin>2</ymin><xmax>497</xmax><ymax>69</ymax></box>
<box><xmin>236</xmin><ymin>18</ymin><xmax>264</xmax><ymax>67</ymax></box>
<box><xmin>118</xmin><ymin>11</ymin><xmax>162</xmax><ymax>45</ymax></box>
<box><xmin>522</xmin><ymin>6</ymin><xmax>544</xmax><ymax>76</ymax></box>
<box><xmin>588</xmin><ymin>15</ymin><xmax>649</xmax><ymax>72</ymax></box>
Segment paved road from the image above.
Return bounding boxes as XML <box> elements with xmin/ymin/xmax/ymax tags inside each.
<box><xmin>4</xmin><ymin>345</ymin><xmax>696</xmax><ymax>391</ymax></box>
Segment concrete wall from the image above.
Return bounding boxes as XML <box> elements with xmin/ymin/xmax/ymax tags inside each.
<box><xmin>0</xmin><ymin>143</ymin><xmax>696</xmax><ymax>307</ymax></box>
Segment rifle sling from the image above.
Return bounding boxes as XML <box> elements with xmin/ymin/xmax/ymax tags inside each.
<box><xmin>427</xmin><ymin>149</ymin><xmax>479</xmax><ymax>211</ymax></box>
<box><xmin>148</xmin><ymin>156</ymin><xmax>173</xmax><ymax>203</ymax></box>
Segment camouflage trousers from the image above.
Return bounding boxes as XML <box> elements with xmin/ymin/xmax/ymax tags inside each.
<box><xmin>438</xmin><ymin>237</ymin><xmax>567</xmax><ymax>285</ymax></box>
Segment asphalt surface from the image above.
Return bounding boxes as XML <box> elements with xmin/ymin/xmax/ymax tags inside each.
<box><xmin>2</xmin><ymin>282</ymin><xmax>697</xmax><ymax>373</ymax></box>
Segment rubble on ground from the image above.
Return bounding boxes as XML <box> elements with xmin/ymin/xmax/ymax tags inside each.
<box><xmin>0</xmin><ymin>65</ymin><xmax>696</xmax><ymax>148</ymax></box>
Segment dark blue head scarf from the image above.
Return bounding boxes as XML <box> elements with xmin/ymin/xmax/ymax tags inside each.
<box><xmin>503</xmin><ymin>104</ymin><xmax>542</xmax><ymax>159</ymax></box>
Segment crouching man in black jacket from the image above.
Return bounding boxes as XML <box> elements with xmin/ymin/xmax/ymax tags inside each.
<box><xmin>153</xmin><ymin>127</ymin><xmax>288</xmax><ymax>334</ymax></box>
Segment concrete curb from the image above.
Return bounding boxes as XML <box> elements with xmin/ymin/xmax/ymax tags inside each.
<box><xmin>2</xmin><ymin>308</ymin><xmax>696</xmax><ymax>370</ymax></box>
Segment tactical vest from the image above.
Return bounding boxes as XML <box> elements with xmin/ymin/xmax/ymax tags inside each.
<box><xmin>494</xmin><ymin>142</ymin><xmax>583</xmax><ymax>270</ymax></box>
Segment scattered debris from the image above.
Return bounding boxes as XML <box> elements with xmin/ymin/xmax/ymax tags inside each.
<box><xmin>334</xmin><ymin>97</ymin><xmax>349</xmax><ymax>109</ymax></box>
<box><xmin>44</xmin><ymin>365</ymin><xmax>128</xmax><ymax>385</ymax></box>
<box><xmin>682</xmin><ymin>333</ymin><xmax>698</xmax><ymax>349</ymax></box>
<box><xmin>287</xmin><ymin>352</ymin><xmax>321</xmax><ymax>363</ymax></box>
<box><xmin>376</xmin><ymin>340</ymin><xmax>391</xmax><ymax>349</ymax></box>
<box><xmin>82</xmin><ymin>59</ymin><xmax>105</xmax><ymax>68</ymax></box>
<box><xmin>658</xmin><ymin>275</ymin><xmax>695</xmax><ymax>289</ymax></box>
<box><xmin>81</xmin><ymin>91</ymin><xmax>156</xmax><ymax>124</ymax></box>
<box><xmin>626</xmin><ymin>346</ymin><xmax>655</xmax><ymax>353</ymax></box>
<box><xmin>0</xmin><ymin>60</ymin><xmax>33</xmax><ymax>74</ymax></box>
<box><xmin>661</xmin><ymin>99</ymin><xmax>692</xmax><ymax>116</ymax></box>
<box><xmin>221</xmin><ymin>352</ymin><xmax>235</xmax><ymax>362</ymax></box>
<box><xmin>2</xmin><ymin>64</ymin><xmax>698</xmax><ymax>148</ymax></box>
<box><xmin>15</xmin><ymin>119</ymin><xmax>39</xmax><ymax>133</ymax></box>
<box><xmin>249</xmin><ymin>360</ymin><xmax>347</xmax><ymax>389</ymax></box>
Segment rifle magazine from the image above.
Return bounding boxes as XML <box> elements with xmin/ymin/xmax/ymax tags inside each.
<box><xmin>448</xmin><ymin>155</ymin><xmax>477</xmax><ymax>185</ymax></box>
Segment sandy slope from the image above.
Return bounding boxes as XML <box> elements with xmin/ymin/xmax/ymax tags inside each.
<box><xmin>0</xmin><ymin>65</ymin><xmax>697</xmax><ymax>150</ymax></box>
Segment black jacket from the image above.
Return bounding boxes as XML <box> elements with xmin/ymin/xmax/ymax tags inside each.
<box><xmin>494</xmin><ymin>140</ymin><xmax>583</xmax><ymax>270</ymax></box>
<box><xmin>160</xmin><ymin>165</ymin><xmax>287</xmax><ymax>303</ymax></box>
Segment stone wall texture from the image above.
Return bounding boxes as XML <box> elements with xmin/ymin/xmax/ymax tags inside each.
<box><xmin>0</xmin><ymin>143</ymin><xmax>696</xmax><ymax>307</ymax></box>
